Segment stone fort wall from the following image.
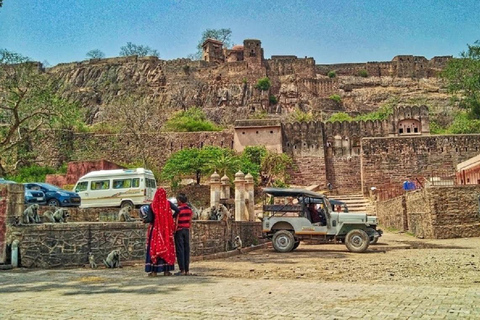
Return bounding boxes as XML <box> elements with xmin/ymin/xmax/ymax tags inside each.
<box><xmin>376</xmin><ymin>186</ymin><xmax>480</xmax><ymax>239</ymax></box>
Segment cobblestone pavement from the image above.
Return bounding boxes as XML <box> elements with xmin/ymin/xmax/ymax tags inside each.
<box><xmin>1</xmin><ymin>232</ymin><xmax>480</xmax><ymax>319</ymax></box>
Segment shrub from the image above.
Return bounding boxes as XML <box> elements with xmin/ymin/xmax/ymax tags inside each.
<box><xmin>163</xmin><ymin>107</ymin><xmax>221</xmax><ymax>132</ymax></box>
<box><xmin>358</xmin><ymin>69</ymin><xmax>369</xmax><ymax>77</ymax></box>
<box><xmin>329</xmin><ymin>94</ymin><xmax>342</xmax><ymax>104</ymax></box>
<box><xmin>327</xmin><ymin>71</ymin><xmax>336</xmax><ymax>78</ymax></box>
<box><xmin>255</xmin><ymin>77</ymin><xmax>271</xmax><ymax>91</ymax></box>
<box><xmin>288</xmin><ymin>108</ymin><xmax>314</xmax><ymax>122</ymax></box>
<box><xmin>326</xmin><ymin>112</ymin><xmax>353</xmax><ymax>123</ymax></box>
<box><xmin>269</xmin><ymin>95</ymin><xmax>278</xmax><ymax>105</ymax></box>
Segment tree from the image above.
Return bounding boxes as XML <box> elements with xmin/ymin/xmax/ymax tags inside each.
<box><xmin>86</xmin><ymin>49</ymin><xmax>105</xmax><ymax>59</ymax></box>
<box><xmin>0</xmin><ymin>49</ymin><xmax>81</xmax><ymax>175</ymax></box>
<box><xmin>326</xmin><ymin>112</ymin><xmax>353</xmax><ymax>123</ymax></box>
<box><xmin>442</xmin><ymin>40</ymin><xmax>480</xmax><ymax>118</ymax></box>
<box><xmin>261</xmin><ymin>151</ymin><xmax>293</xmax><ymax>187</ymax></box>
<box><xmin>119</xmin><ymin>42</ymin><xmax>159</xmax><ymax>58</ymax></box>
<box><xmin>194</xmin><ymin>28</ymin><xmax>232</xmax><ymax>60</ymax></box>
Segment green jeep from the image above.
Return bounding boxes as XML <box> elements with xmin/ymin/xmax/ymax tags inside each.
<box><xmin>260</xmin><ymin>188</ymin><xmax>382</xmax><ymax>253</ymax></box>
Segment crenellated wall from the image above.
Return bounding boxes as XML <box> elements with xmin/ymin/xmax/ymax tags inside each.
<box><xmin>316</xmin><ymin>55</ymin><xmax>451</xmax><ymax>78</ymax></box>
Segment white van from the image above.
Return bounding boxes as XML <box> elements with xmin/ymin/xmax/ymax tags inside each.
<box><xmin>74</xmin><ymin>168</ymin><xmax>157</xmax><ymax>208</ymax></box>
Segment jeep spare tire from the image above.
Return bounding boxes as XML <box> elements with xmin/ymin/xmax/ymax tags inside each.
<box><xmin>345</xmin><ymin>229</ymin><xmax>370</xmax><ymax>253</ymax></box>
<box><xmin>272</xmin><ymin>230</ymin><xmax>295</xmax><ymax>253</ymax></box>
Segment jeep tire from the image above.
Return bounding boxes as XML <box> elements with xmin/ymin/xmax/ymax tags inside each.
<box><xmin>345</xmin><ymin>229</ymin><xmax>370</xmax><ymax>253</ymax></box>
<box><xmin>292</xmin><ymin>240</ymin><xmax>300</xmax><ymax>250</ymax></box>
<box><xmin>272</xmin><ymin>230</ymin><xmax>295</xmax><ymax>253</ymax></box>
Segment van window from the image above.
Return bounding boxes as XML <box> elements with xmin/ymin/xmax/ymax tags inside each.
<box><xmin>75</xmin><ymin>181</ymin><xmax>88</xmax><ymax>192</ymax></box>
<box><xmin>113</xmin><ymin>178</ymin><xmax>140</xmax><ymax>189</ymax></box>
<box><xmin>91</xmin><ymin>180</ymin><xmax>110</xmax><ymax>190</ymax></box>
<box><xmin>146</xmin><ymin>178</ymin><xmax>157</xmax><ymax>188</ymax></box>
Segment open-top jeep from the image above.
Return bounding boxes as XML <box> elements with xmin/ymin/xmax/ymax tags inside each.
<box><xmin>260</xmin><ymin>188</ymin><xmax>382</xmax><ymax>253</ymax></box>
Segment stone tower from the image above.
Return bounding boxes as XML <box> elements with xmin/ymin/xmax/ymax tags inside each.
<box><xmin>243</xmin><ymin>39</ymin><xmax>263</xmax><ymax>66</ymax></box>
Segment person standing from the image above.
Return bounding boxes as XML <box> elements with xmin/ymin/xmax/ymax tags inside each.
<box><xmin>145</xmin><ymin>188</ymin><xmax>177</xmax><ymax>277</ymax></box>
<box><xmin>174</xmin><ymin>193</ymin><xmax>193</xmax><ymax>276</ymax></box>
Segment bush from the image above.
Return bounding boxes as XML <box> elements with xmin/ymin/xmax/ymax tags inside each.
<box><xmin>6</xmin><ymin>165</ymin><xmax>57</xmax><ymax>183</ymax></box>
<box><xmin>326</xmin><ymin>112</ymin><xmax>353</xmax><ymax>123</ymax></box>
<box><xmin>358</xmin><ymin>69</ymin><xmax>369</xmax><ymax>77</ymax></box>
<box><xmin>288</xmin><ymin>108</ymin><xmax>314</xmax><ymax>122</ymax></box>
<box><xmin>269</xmin><ymin>95</ymin><xmax>278</xmax><ymax>105</ymax></box>
<box><xmin>329</xmin><ymin>94</ymin><xmax>342</xmax><ymax>104</ymax></box>
<box><xmin>255</xmin><ymin>77</ymin><xmax>271</xmax><ymax>91</ymax></box>
<box><xmin>327</xmin><ymin>71</ymin><xmax>336</xmax><ymax>78</ymax></box>
<box><xmin>163</xmin><ymin>107</ymin><xmax>221</xmax><ymax>132</ymax></box>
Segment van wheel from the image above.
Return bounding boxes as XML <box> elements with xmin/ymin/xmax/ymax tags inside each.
<box><xmin>292</xmin><ymin>241</ymin><xmax>300</xmax><ymax>250</ymax></box>
<box><xmin>272</xmin><ymin>230</ymin><xmax>295</xmax><ymax>253</ymax></box>
<box><xmin>345</xmin><ymin>229</ymin><xmax>370</xmax><ymax>253</ymax></box>
<box><xmin>120</xmin><ymin>201</ymin><xmax>134</xmax><ymax>209</ymax></box>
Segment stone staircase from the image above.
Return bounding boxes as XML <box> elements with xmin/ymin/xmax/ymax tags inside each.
<box><xmin>329</xmin><ymin>193</ymin><xmax>375</xmax><ymax>215</ymax></box>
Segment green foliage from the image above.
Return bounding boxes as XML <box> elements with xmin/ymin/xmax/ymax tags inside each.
<box><xmin>357</xmin><ymin>69</ymin><xmax>369</xmax><ymax>77</ymax></box>
<box><xmin>0</xmin><ymin>49</ymin><xmax>83</xmax><ymax>175</ymax></box>
<box><xmin>255</xmin><ymin>77</ymin><xmax>271</xmax><ymax>91</ymax></box>
<box><xmin>6</xmin><ymin>165</ymin><xmax>57</xmax><ymax>183</ymax></box>
<box><xmin>79</xmin><ymin>122</ymin><xmax>121</xmax><ymax>134</ymax></box>
<box><xmin>250</xmin><ymin>111</ymin><xmax>268</xmax><ymax>119</ymax></box>
<box><xmin>163</xmin><ymin>107</ymin><xmax>221</xmax><ymax>132</ymax></box>
<box><xmin>269</xmin><ymin>95</ymin><xmax>278</xmax><ymax>105</ymax></box>
<box><xmin>288</xmin><ymin>108</ymin><xmax>314</xmax><ymax>122</ymax></box>
<box><xmin>194</xmin><ymin>28</ymin><xmax>232</xmax><ymax>60</ymax></box>
<box><xmin>448</xmin><ymin>112</ymin><xmax>480</xmax><ymax>134</ymax></box>
<box><xmin>326</xmin><ymin>112</ymin><xmax>353</xmax><ymax>123</ymax></box>
<box><xmin>327</xmin><ymin>70</ymin><xmax>337</xmax><ymax>78</ymax></box>
<box><xmin>161</xmin><ymin>145</ymin><xmax>292</xmax><ymax>189</ymax></box>
<box><xmin>429</xmin><ymin>120</ymin><xmax>448</xmax><ymax>134</ymax></box>
<box><xmin>442</xmin><ymin>40</ymin><xmax>480</xmax><ymax>118</ymax></box>
<box><xmin>119</xmin><ymin>42</ymin><xmax>159</xmax><ymax>58</ymax></box>
<box><xmin>329</xmin><ymin>94</ymin><xmax>342</xmax><ymax>104</ymax></box>
<box><xmin>261</xmin><ymin>152</ymin><xmax>293</xmax><ymax>187</ymax></box>
<box><xmin>354</xmin><ymin>105</ymin><xmax>394</xmax><ymax>121</ymax></box>
<box><xmin>86</xmin><ymin>49</ymin><xmax>105</xmax><ymax>59</ymax></box>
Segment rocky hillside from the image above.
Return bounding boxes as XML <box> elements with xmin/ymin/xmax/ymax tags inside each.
<box><xmin>45</xmin><ymin>56</ymin><xmax>453</xmax><ymax>129</ymax></box>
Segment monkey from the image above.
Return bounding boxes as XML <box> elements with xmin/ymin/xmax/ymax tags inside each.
<box><xmin>233</xmin><ymin>236</ymin><xmax>243</xmax><ymax>252</ymax></box>
<box><xmin>23</xmin><ymin>204</ymin><xmax>41</xmax><ymax>224</ymax></box>
<box><xmin>88</xmin><ymin>252</ymin><xmax>97</xmax><ymax>269</ymax></box>
<box><xmin>118</xmin><ymin>206</ymin><xmax>135</xmax><ymax>222</ymax></box>
<box><xmin>53</xmin><ymin>208</ymin><xmax>69</xmax><ymax>223</ymax></box>
<box><xmin>103</xmin><ymin>249</ymin><xmax>121</xmax><ymax>268</ymax></box>
<box><xmin>43</xmin><ymin>210</ymin><xmax>55</xmax><ymax>223</ymax></box>
<box><xmin>43</xmin><ymin>208</ymin><xmax>69</xmax><ymax>223</ymax></box>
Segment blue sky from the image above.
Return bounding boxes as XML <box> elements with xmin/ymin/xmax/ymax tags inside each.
<box><xmin>1</xmin><ymin>0</ymin><xmax>479</xmax><ymax>66</ymax></box>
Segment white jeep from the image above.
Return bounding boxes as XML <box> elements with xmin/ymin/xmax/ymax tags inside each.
<box><xmin>260</xmin><ymin>188</ymin><xmax>382</xmax><ymax>253</ymax></box>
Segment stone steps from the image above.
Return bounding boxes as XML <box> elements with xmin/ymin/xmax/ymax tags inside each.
<box><xmin>329</xmin><ymin>193</ymin><xmax>374</xmax><ymax>215</ymax></box>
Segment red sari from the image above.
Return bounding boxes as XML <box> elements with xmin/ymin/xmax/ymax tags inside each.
<box><xmin>146</xmin><ymin>188</ymin><xmax>176</xmax><ymax>267</ymax></box>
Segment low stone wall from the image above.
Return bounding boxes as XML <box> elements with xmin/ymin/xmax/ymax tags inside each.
<box><xmin>375</xmin><ymin>185</ymin><xmax>480</xmax><ymax>239</ymax></box>
<box><xmin>1</xmin><ymin>184</ymin><xmax>264</xmax><ymax>268</ymax></box>
<box><xmin>7</xmin><ymin>220</ymin><xmax>262</xmax><ymax>268</ymax></box>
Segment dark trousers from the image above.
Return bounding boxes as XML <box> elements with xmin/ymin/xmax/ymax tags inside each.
<box><xmin>174</xmin><ymin>228</ymin><xmax>190</xmax><ymax>272</ymax></box>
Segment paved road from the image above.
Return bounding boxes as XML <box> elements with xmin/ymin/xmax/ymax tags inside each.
<box><xmin>1</xmin><ymin>233</ymin><xmax>480</xmax><ymax>319</ymax></box>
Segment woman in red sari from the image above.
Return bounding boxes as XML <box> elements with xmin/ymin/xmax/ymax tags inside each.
<box><xmin>145</xmin><ymin>188</ymin><xmax>177</xmax><ymax>276</ymax></box>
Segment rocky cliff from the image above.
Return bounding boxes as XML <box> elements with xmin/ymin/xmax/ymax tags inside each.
<box><xmin>45</xmin><ymin>55</ymin><xmax>452</xmax><ymax>129</ymax></box>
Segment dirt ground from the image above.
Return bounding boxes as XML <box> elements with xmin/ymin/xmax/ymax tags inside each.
<box><xmin>193</xmin><ymin>231</ymin><xmax>480</xmax><ymax>286</ymax></box>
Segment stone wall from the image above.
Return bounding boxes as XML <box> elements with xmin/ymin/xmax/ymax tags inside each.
<box><xmin>0</xmin><ymin>185</ymin><xmax>263</xmax><ymax>268</ymax></box>
<box><xmin>361</xmin><ymin>135</ymin><xmax>480</xmax><ymax>194</ymax></box>
<box><xmin>6</xmin><ymin>220</ymin><xmax>262</xmax><ymax>268</ymax></box>
<box><xmin>375</xmin><ymin>196</ymin><xmax>406</xmax><ymax>230</ymax></box>
<box><xmin>34</xmin><ymin>130</ymin><xmax>234</xmax><ymax>172</ymax></box>
<box><xmin>375</xmin><ymin>185</ymin><xmax>480</xmax><ymax>239</ymax></box>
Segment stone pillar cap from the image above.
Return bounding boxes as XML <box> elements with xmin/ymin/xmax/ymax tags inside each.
<box><xmin>210</xmin><ymin>171</ymin><xmax>220</xmax><ymax>181</ymax></box>
<box><xmin>234</xmin><ymin>171</ymin><xmax>245</xmax><ymax>180</ymax></box>
<box><xmin>245</xmin><ymin>173</ymin><xmax>254</xmax><ymax>182</ymax></box>
<box><xmin>221</xmin><ymin>175</ymin><xmax>230</xmax><ymax>182</ymax></box>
